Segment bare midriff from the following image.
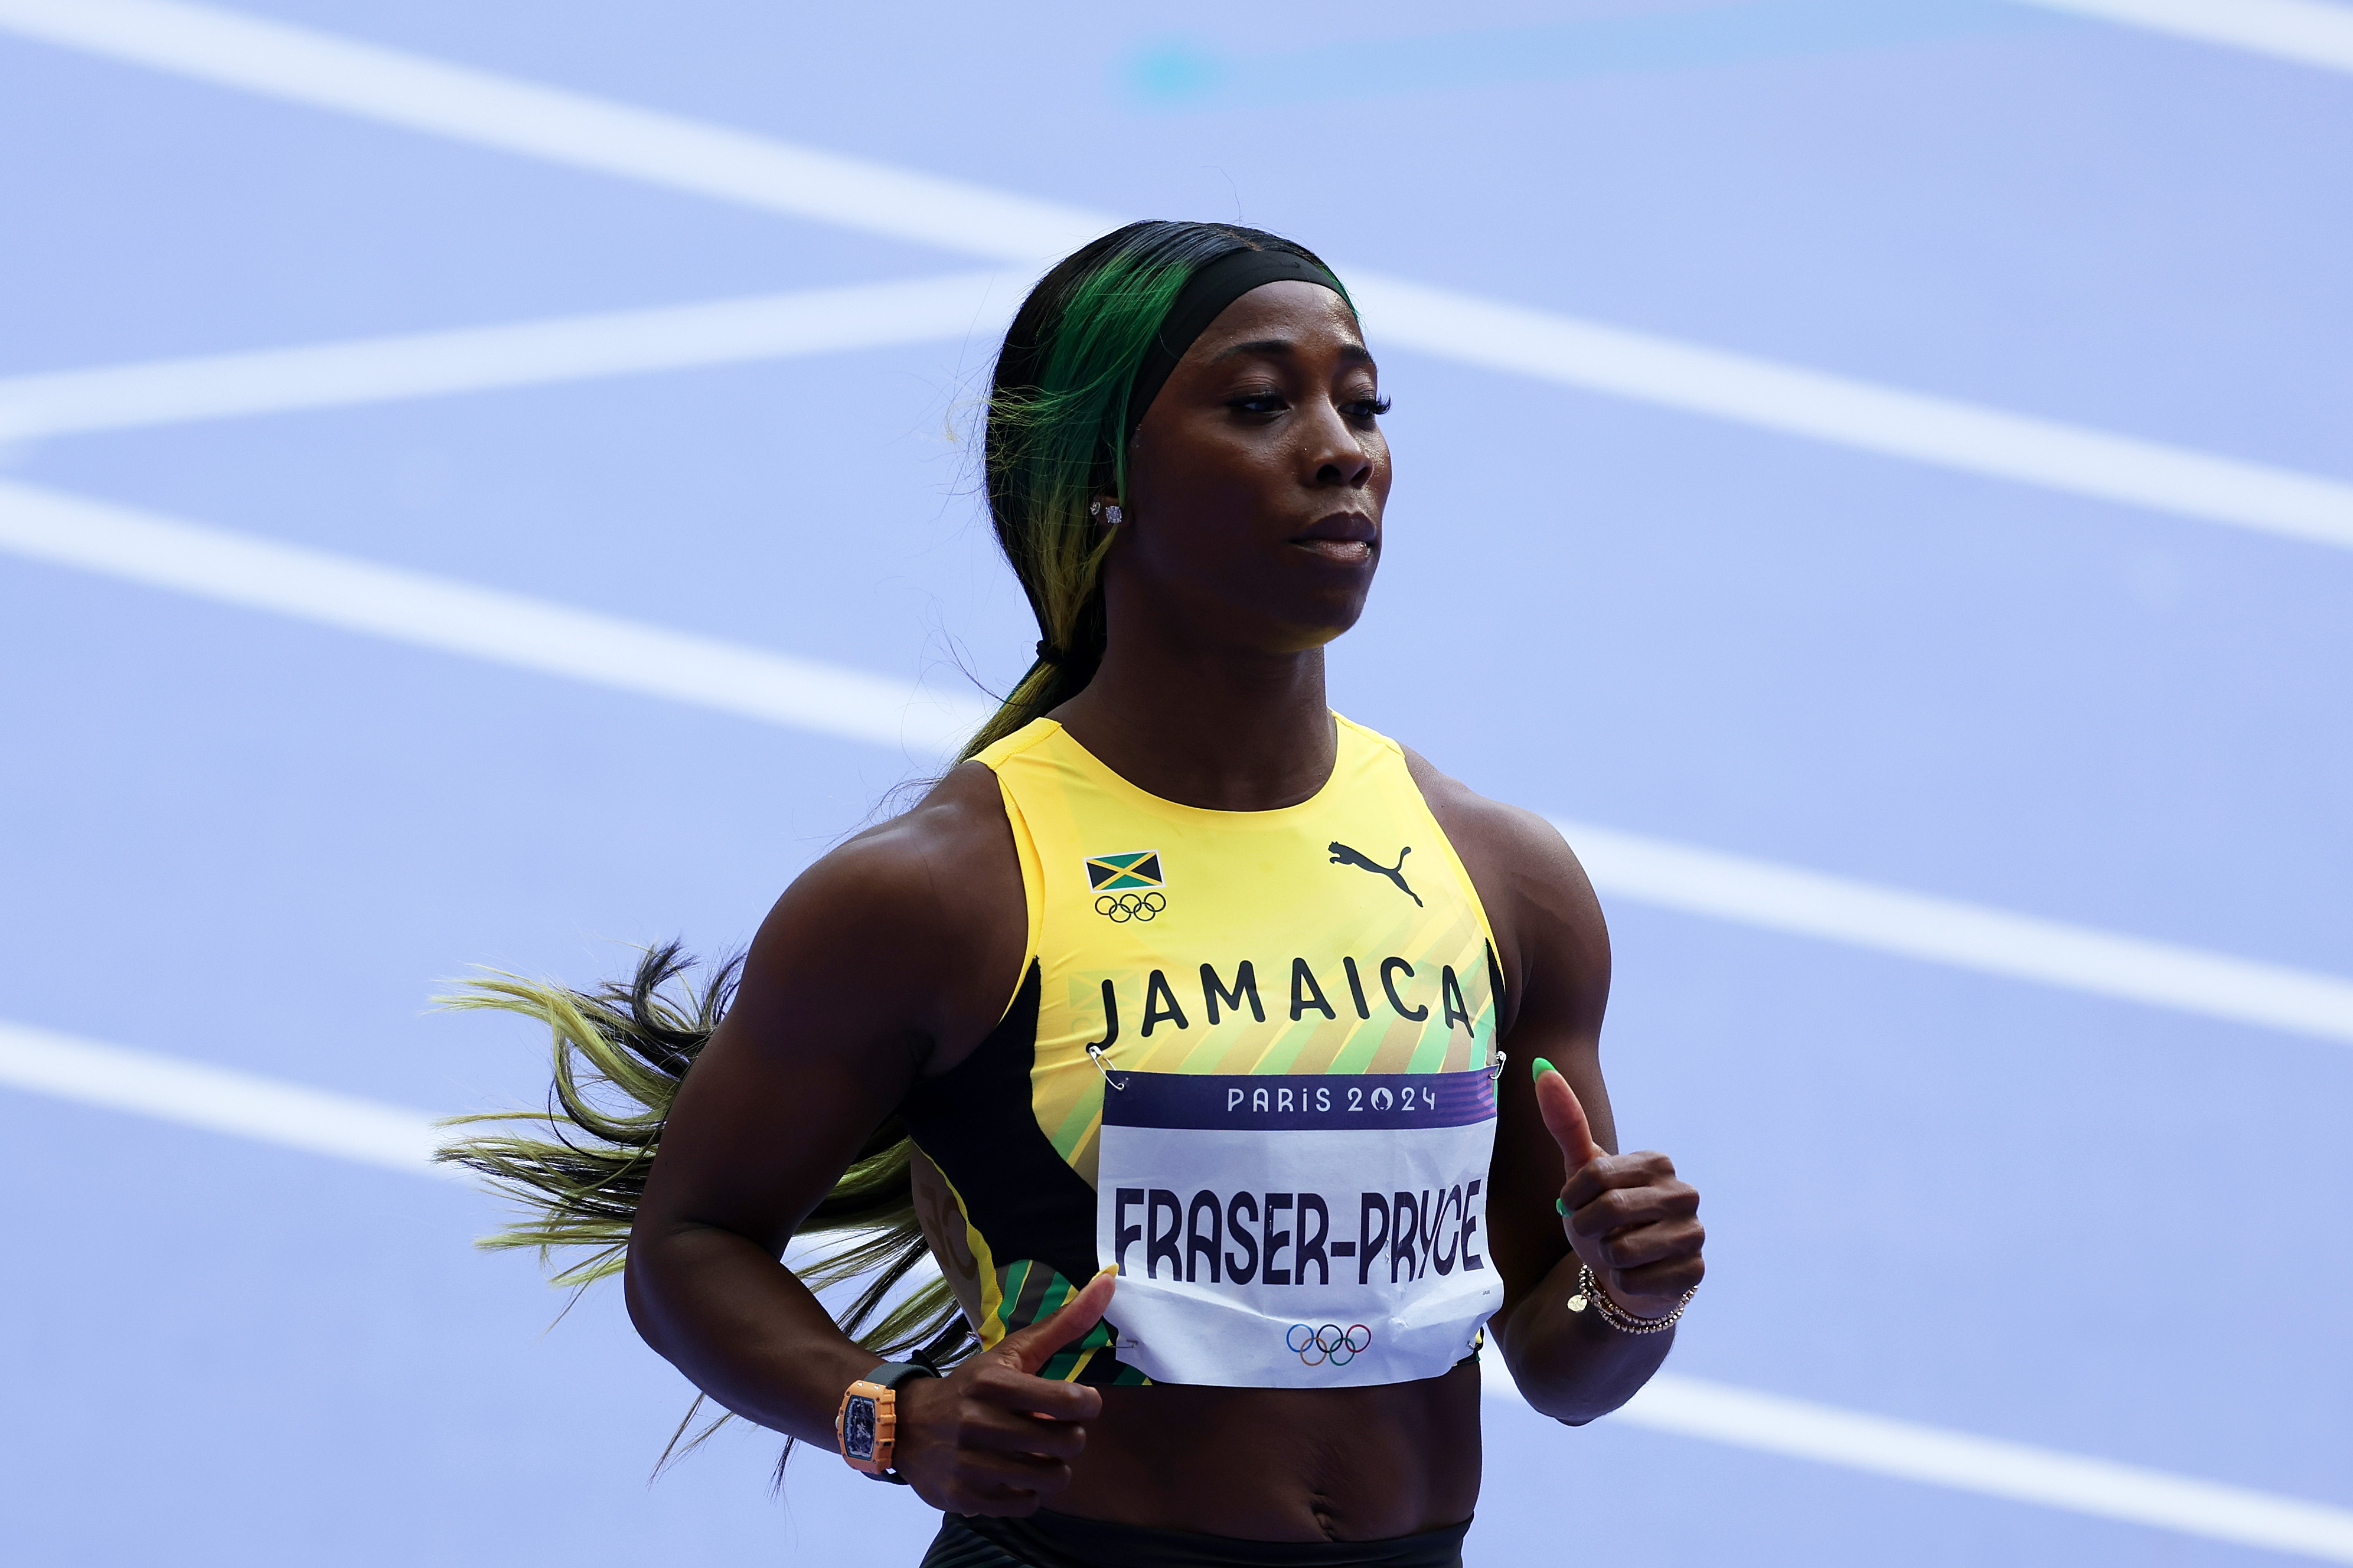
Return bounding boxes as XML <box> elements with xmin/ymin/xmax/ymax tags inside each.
<box><xmin>1052</xmin><ymin>1362</ymin><xmax>1483</xmax><ymax>1541</ymax></box>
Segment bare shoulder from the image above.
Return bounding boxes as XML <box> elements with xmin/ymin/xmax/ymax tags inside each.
<box><xmin>1399</xmin><ymin>745</ymin><xmax>1600</xmax><ymax>915</ymax></box>
<box><xmin>1398</xmin><ymin>746</ymin><xmax>1609</xmax><ymax>1024</ymax></box>
<box><xmin>731</xmin><ymin>761</ymin><xmax>1027</xmax><ymax>1072</ymax></box>
<box><xmin>808</xmin><ymin>762</ymin><xmax>1014</xmax><ymax>900</ymax></box>
<box><xmin>1399</xmin><ymin>748</ymin><xmax>1584</xmax><ymax>880</ymax></box>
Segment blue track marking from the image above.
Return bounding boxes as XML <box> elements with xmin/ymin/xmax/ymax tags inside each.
<box><xmin>1122</xmin><ymin>0</ymin><xmax>2071</xmax><ymax>109</ymax></box>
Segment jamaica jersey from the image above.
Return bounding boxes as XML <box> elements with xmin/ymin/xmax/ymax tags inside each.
<box><xmin>899</xmin><ymin>714</ymin><xmax>1505</xmax><ymax>1389</ymax></box>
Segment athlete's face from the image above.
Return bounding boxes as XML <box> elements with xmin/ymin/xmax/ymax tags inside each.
<box><xmin>1115</xmin><ymin>280</ymin><xmax>1391</xmax><ymax>651</ymax></box>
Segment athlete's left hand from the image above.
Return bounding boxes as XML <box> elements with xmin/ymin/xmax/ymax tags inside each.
<box><xmin>1533</xmin><ymin>1059</ymin><xmax>1704</xmax><ymax>1321</ymax></box>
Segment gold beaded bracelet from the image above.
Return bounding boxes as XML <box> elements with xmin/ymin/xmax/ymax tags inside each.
<box><xmin>1565</xmin><ymin>1262</ymin><xmax>1696</xmax><ymax>1335</ymax></box>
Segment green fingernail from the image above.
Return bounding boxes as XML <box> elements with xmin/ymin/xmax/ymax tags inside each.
<box><xmin>1532</xmin><ymin>1057</ymin><xmax>1556</xmax><ymax>1083</ymax></box>
<box><xmin>1555</xmin><ymin>1197</ymin><xmax>1572</xmax><ymax>1216</ymax></box>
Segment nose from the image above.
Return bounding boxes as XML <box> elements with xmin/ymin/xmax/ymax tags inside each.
<box><xmin>1304</xmin><ymin>398</ymin><xmax>1376</xmax><ymax>490</ymax></box>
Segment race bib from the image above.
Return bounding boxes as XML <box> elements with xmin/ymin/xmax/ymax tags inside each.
<box><xmin>1095</xmin><ymin>1067</ymin><xmax>1504</xmax><ymax>1389</ymax></box>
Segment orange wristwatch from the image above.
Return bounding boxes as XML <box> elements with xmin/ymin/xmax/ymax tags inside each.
<box><xmin>835</xmin><ymin>1361</ymin><xmax>937</xmax><ymax>1484</ymax></box>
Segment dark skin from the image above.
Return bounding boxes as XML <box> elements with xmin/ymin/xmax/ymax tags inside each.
<box><xmin>625</xmin><ymin>280</ymin><xmax>1705</xmax><ymax>1541</ymax></box>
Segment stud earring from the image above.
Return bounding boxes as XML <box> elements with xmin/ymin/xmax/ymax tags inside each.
<box><xmin>1090</xmin><ymin>500</ymin><xmax>1124</xmax><ymax>526</ymax></box>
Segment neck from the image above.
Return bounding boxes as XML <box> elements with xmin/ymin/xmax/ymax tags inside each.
<box><xmin>1050</xmin><ymin>629</ymin><xmax>1337</xmax><ymax>812</ymax></box>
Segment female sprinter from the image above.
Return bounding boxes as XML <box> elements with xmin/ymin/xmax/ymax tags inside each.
<box><xmin>445</xmin><ymin>221</ymin><xmax>1705</xmax><ymax>1568</ymax></box>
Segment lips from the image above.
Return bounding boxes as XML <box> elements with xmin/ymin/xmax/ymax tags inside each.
<box><xmin>1291</xmin><ymin>512</ymin><xmax>1379</xmax><ymax>565</ymax></box>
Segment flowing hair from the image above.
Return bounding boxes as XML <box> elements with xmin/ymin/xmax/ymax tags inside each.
<box><xmin>435</xmin><ymin>220</ymin><xmax>1349</xmax><ymax>1468</ymax></box>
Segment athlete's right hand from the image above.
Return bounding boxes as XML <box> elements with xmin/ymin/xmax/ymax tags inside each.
<box><xmin>891</xmin><ymin>1269</ymin><xmax>1115</xmax><ymax>1515</ymax></box>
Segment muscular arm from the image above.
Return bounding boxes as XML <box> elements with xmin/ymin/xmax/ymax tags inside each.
<box><xmin>1408</xmin><ymin>752</ymin><xmax>1705</xmax><ymax>1424</ymax></box>
<box><xmin>621</xmin><ymin>763</ymin><xmax>1027</xmax><ymax>1446</ymax></box>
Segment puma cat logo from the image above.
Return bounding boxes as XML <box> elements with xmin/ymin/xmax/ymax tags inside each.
<box><xmin>1328</xmin><ymin>842</ymin><xmax>1422</xmax><ymax>906</ymax></box>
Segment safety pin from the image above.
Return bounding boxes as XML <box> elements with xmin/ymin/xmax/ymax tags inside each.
<box><xmin>1087</xmin><ymin>1042</ymin><xmax>1128</xmax><ymax>1091</ymax></box>
<box><xmin>1487</xmin><ymin>1049</ymin><xmax>1508</xmax><ymax>1082</ymax></box>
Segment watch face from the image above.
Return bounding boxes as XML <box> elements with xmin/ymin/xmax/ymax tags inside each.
<box><xmin>842</xmin><ymin>1395</ymin><xmax>879</xmax><ymax>1461</ymax></box>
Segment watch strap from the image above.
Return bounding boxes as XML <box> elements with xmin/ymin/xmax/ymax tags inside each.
<box><xmin>864</xmin><ymin>1360</ymin><xmax>939</xmax><ymax>1393</ymax></box>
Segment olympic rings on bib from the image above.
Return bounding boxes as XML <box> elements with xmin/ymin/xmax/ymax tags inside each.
<box><xmin>1094</xmin><ymin>891</ymin><xmax>1167</xmax><ymax>923</ymax></box>
<box><xmin>1285</xmin><ymin>1323</ymin><xmax>1372</xmax><ymax>1367</ymax></box>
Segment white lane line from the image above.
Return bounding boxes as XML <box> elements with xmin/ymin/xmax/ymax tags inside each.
<box><xmin>0</xmin><ymin>1019</ymin><xmax>448</xmax><ymax>1177</ymax></box>
<box><xmin>1485</xmin><ymin>1373</ymin><xmax>2353</xmax><ymax>1562</ymax></box>
<box><xmin>0</xmin><ymin>481</ymin><xmax>993</xmax><ymax>755</ymax></box>
<box><xmin>0</xmin><ymin>273</ymin><xmax>1024</xmax><ymax>441</ymax></box>
<box><xmin>6</xmin><ymin>1013</ymin><xmax>2347</xmax><ymax>1561</ymax></box>
<box><xmin>11</xmin><ymin>270</ymin><xmax>2351</xmax><ymax>556</ymax></box>
<box><xmin>5</xmin><ymin>1</ymin><xmax>2351</xmax><ymax>552</ymax></box>
<box><xmin>4</xmin><ymin>476</ymin><xmax>2349</xmax><ymax>1048</ymax></box>
<box><xmin>1559</xmin><ymin>816</ymin><xmax>2353</xmax><ymax>1046</ymax></box>
<box><xmin>2012</xmin><ymin>0</ymin><xmax>2353</xmax><ymax>74</ymax></box>
<box><xmin>0</xmin><ymin>0</ymin><xmax>1111</xmax><ymax>264</ymax></box>
<box><xmin>1353</xmin><ymin>272</ymin><xmax>2353</xmax><ymax>553</ymax></box>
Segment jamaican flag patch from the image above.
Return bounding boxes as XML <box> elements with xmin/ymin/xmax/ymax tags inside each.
<box><xmin>1084</xmin><ymin>850</ymin><xmax>1165</xmax><ymax>891</ymax></box>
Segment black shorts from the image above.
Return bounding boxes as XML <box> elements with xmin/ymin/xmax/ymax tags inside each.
<box><xmin>920</xmin><ymin>1510</ymin><xmax>1470</xmax><ymax>1568</ymax></box>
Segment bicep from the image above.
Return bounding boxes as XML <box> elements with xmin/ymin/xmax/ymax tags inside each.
<box><xmin>1471</xmin><ymin>818</ymin><xmax>1617</xmax><ymax>1306</ymax></box>
<box><xmin>634</xmin><ymin>851</ymin><xmax>952</xmax><ymax>1255</ymax></box>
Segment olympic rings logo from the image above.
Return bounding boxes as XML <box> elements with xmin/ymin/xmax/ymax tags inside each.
<box><xmin>1285</xmin><ymin>1323</ymin><xmax>1372</xmax><ymax>1367</ymax></box>
<box><xmin>1094</xmin><ymin>891</ymin><xmax>1167</xmax><ymax>923</ymax></box>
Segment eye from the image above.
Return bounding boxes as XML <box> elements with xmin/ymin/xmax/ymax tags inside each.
<box><xmin>1347</xmin><ymin>394</ymin><xmax>1393</xmax><ymax>420</ymax></box>
<box><xmin>1228</xmin><ymin>392</ymin><xmax>1290</xmax><ymax>416</ymax></box>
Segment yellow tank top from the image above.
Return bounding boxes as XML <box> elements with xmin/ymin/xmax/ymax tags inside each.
<box><xmin>900</xmin><ymin>714</ymin><xmax>1505</xmax><ymax>1389</ymax></box>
